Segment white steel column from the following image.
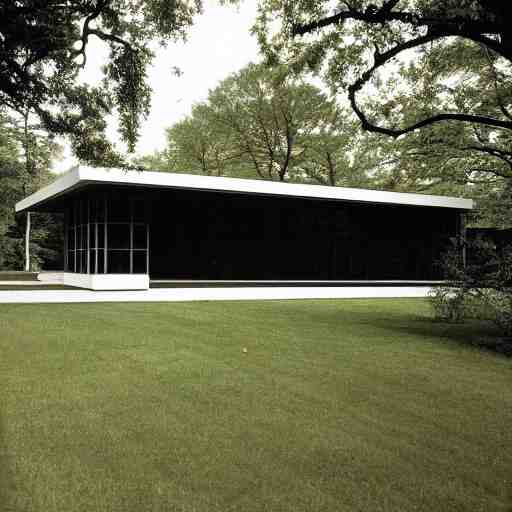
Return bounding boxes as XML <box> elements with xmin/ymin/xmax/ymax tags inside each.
<box><xmin>129</xmin><ymin>200</ymin><xmax>134</xmax><ymax>274</ymax></box>
<box><xmin>24</xmin><ymin>211</ymin><xmax>31</xmax><ymax>271</ymax></box>
<box><xmin>86</xmin><ymin>199</ymin><xmax>90</xmax><ymax>274</ymax></box>
<box><xmin>64</xmin><ymin>210</ymin><xmax>68</xmax><ymax>271</ymax></box>
<box><xmin>146</xmin><ymin>223</ymin><xmax>150</xmax><ymax>274</ymax></box>
<box><xmin>104</xmin><ymin>196</ymin><xmax>108</xmax><ymax>273</ymax></box>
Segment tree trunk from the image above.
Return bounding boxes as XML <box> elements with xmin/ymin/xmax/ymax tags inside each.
<box><xmin>326</xmin><ymin>152</ymin><xmax>336</xmax><ymax>186</ymax></box>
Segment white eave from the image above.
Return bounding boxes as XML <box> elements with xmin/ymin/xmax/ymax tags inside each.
<box><xmin>15</xmin><ymin>165</ymin><xmax>474</xmax><ymax>213</ymax></box>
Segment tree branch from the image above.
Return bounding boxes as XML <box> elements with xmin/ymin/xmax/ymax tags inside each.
<box><xmin>70</xmin><ymin>0</ymin><xmax>109</xmax><ymax>67</ymax></box>
<box><xmin>293</xmin><ymin>5</ymin><xmax>506</xmax><ymax>44</ymax></box>
<box><xmin>346</xmin><ymin>32</ymin><xmax>512</xmax><ymax>137</ymax></box>
<box><xmin>463</xmin><ymin>145</ymin><xmax>512</xmax><ymax>168</ymax></box>
<box><xmin>482</xmin><ymin>46</ymin><xmax>512</xmax><ymax>121</ymax></box>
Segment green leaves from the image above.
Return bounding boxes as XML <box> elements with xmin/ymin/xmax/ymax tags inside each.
<box><xmin>254</xmin><ymin>0</ymin><xmax>512</xmax><ymax>136</ymax></box>
<box><xmin>0</xmin><ymin>0</ymin><xmax>203</xmax><ymax>164</ymax></box>
<box><xmin>138</xmin><ymin>63</ymin><xmax>371</xmax><ymax>187</ymax></box>
<box><xmin>106</xmin><ymin>46</ymin><xmax>152</xmax><ymax>153</ymax></box>
<box><xmin>0</xmin><ymin>111</ymin><xmax>62</xmax><ymax>270</ymax></box>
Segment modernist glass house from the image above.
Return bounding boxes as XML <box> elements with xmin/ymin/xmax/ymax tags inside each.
<box><xmin>15</xmin><ymin>166</ymin><xmax>473</xmax><ymax>290</ymax></box>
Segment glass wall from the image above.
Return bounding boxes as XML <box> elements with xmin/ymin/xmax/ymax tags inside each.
<box><xmin>65</xmin><ymin>195</ymin><xmax>148</xmax><ymax>274</ymax></box>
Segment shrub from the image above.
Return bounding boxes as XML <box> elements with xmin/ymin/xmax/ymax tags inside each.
<box><xmin>428</xmin><ymin>286</ymin><xmax>467</xmax><ymax>323</ymax></box>
<box><xmin>429</xmin><ymin>237</ymin><xmax>512</xmax><ymax>340</ymax></box>
<box><xmin>481</xmin><ymin>290</ymin><xmax>512</xmax><ymax>338</ymax></box>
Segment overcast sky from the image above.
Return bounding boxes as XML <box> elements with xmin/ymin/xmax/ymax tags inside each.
<box><xmin>53</xmin><ymin>0</ymin><xmax>260</xmax><ymax>172</ymax></box>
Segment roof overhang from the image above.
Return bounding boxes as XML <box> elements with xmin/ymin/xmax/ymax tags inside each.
<box><xmin>15</xmin><ymin>165</ymin><xmax>474</xmax><ymax>213</ymax></box>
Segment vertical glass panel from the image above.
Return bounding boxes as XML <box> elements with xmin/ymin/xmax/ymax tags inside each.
<box><xmin>67</xmin><ymin>252</ymin><xmax>74</xmax><ymax>272</ymax></box>
<box><xmin>89</xmin><ymin>250</ymin><xmax>96</xmax><ymax>274</ymax></box>
<box><xmin>89</xmin><ymin>224</ymin><xmax>95</xmax><ymax>249</ymax></box>
<box><xmin>78</xmin><ymin>201</ymin><xmax>84</xmax><ymax>225</ymax></box>
<box><xmin>107</xmin><ymin>250</ymin><xmax>130</xmax><ymax>273</ymax></box>
<box><xmin>90</xmin><ymin>199</ymin><xmax>97</xmax><ymax>223</ymax></box>
<box><xmin>98</xmin><ymin>224</ymin><xmax>105</xmax><ymax>248</ymax></box>
<box><xmin>99</xmin><ymin>199</ymin><xmax>106</xmax><ymax>223</ymax></box>
<box><xmin>109</xmin><ymin>224</ymin><xmax>130</xmax><ymax>249</ymax></box>
<box><xmin>133</xmin><ymin>251</ymin><xmax>147</xmax><ymax>274</ymax></box>
<box><xmin>133</xmin><ymin>224</ymin><xmax>147</xmax><ymax>249</ymax></box>
<box><xmin>67</xmin><ymin>229</ymin><xmax>74</xmax><ymax>251</ymax></box>
<box><xmin>132</xmin><ymin>200</ymin><xmax>146</xmax><ymax>222</ymax></box>
<box><xmin>109</xmin><ymin>198</ymin><xmax>129</xmax><ymax>222</ymax></box>
<box><xmin>97</xmin><ymin>250</ymin><xmax>105</xmax><ymax>273</ymax></box>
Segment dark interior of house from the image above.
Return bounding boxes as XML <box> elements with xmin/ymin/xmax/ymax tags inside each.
<box><xmin>57</xmin><ymin>184</ymin><xmax>462</xmax><ymax>280</ymax></box>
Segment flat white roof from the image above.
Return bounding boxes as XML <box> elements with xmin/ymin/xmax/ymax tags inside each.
<box><xmin>15</xmin><ymin>165</ymin><xmax>473</xmax><ymax>212</ymax></box>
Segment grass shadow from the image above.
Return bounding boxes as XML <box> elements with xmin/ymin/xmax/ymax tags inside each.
<box><xmin>306</xmin><ymin>300</ymin><xmax>511</xmax><ymax>357</ymax></box>
<box><xmin>373</xmin><ymin>311</ymin><xmax>512</xmax><ymax>357</ymax></box>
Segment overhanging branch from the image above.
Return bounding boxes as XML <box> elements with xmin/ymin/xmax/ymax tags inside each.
<box><xmin>291</xmin><ymin>2</ymin><xmax>512</xmax><ymax>137</ymax></box>
<box><xmin>292</xmin><ymin>5</ymin><xmax>505</xmax><ymax>42</ymax></box>
<box><xmin>346</xmin><ymin>32</ymin><xmax>512</xmax><ymax>137</ymax></box>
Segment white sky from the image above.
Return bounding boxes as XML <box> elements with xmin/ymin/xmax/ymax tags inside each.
<box><xmin>53</xmin><ymin>0</ymin><xmax>260</xmax><ymax>172</ymax></box>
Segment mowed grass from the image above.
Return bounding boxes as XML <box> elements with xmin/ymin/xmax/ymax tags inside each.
<box><xmin>0</xmin><ymin>299</ymin><xmax>511</xmax><ymax>512</ymax></box>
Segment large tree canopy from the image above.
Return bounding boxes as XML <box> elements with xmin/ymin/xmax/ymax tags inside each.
<box><xmin>137</xmin><ymin>63</ymin><xmax>373</xmax><ymax>186</ymax></box>
<box><xmin>0</xmin><ymin>0</ymin><xmax>202</xmax><ymax>164</ymax></box>
<box><xmin>254</xmin><ymin>0</ymin><xmax>511</xmax><ymax>137</ymax></box>
<box><xmin>251</xmin><ymin>0</ymin><xmax>511</xmax><ymax>226</ymax></box>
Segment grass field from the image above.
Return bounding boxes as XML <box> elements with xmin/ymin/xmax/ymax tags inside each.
<box><xmin>0</xmin><ymin>299</ymin><xmax>511</xmax><ymax>511</ymax></box>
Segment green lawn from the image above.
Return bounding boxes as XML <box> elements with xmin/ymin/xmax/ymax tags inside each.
<box><xmin>0</xmin><ymin>299</ymin><xmax>511</xmax><ymax>512</ymax></box>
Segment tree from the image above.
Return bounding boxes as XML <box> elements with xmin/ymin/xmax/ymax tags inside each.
<box><xmin>429</xmin><ymin>235</ymin><xmax>512</xmax><ymax>341</ymax></box>
<box><xmin>205</xmin><ymin>64</ymin><xmax>326</xmax><ymax>181</ymax></box>
<box><xmin>0</xmin><ymin>111</ymin><xmax>62</xmax><ymax>270</ymax></box>
<box><xmin>166</xmin><ymin>103</ymin><xmax>242</xmax><ymax>176</ymax></box>
<box><xmin>355</xmin><ymin>38</ymin><xmax>512</xmax><ymax>224</ymax></box>
<box><xmin>254</xmin><ymin>1</ymin><xmax>511</xmax><ymax>138</ymax></box>
<box><xmin>298</xmin><ymin>109</ymin><xmax>373</xmax><ymax>188</ymax></box>
<box><xmin>0</xmin><ymin>0</ymin><xmax>202</xmax><ymax>164</ymax></box>
<box><xmin>142</xmin><ymin>63</ymin><xmax>370</xmax><ymax>186</ymax></box>
<box><xmin>250</xmin><ymin>1</ymin><xmax>512</xmax><ymax>235</ymax></box>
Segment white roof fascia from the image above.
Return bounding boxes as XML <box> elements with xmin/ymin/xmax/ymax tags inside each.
<box><xmin>15</xmin><ymin>165</ymin><xmax>474</xmax><ymax>212</ymax></box>
<box><xmin>15</xmin><ymin>166</ymin><xmax>81</xmax><ymax>213</ymax></box>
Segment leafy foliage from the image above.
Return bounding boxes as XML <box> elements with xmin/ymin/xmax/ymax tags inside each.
<box><xmin>251</xmin><ymin>0</ymin><xmax>512</xmax><ymax>216</ymax></box>
<box><xmin>0</xmin><ymin>111</ymin><xmax>62</xmax><ymax>270</ymax></box>
<box><xmin>0</xmin><ymin>0</ymin><xmax>202</xmax><ymax>163</ymax></box>
<box><xmin>138</xmin><ymin>63</ymin><xmax>372</xmax><ymax>186</ymax></box>
<box><xmin>430</xmin><ymin>236</ymin><xmax>512</xmax><ymax>339</ymax></box>
<box><xmin>428</xmin><ymin>286</ymin><xmax>466</xmax><ymax>323</ymax></box>
<box><xmin>253</xmin><ymin>0</ymin><xmax>511</xmax><ymax>135</ymax></box>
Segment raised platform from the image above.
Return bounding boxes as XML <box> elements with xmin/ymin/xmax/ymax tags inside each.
<box><xmin>0</xmin><ymin>286</ymin><xmax>433</xmax><ymax>303</ymax></box>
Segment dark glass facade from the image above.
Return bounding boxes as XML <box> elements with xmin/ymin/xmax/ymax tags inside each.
<box><xmin>64</xmin><ymin>193</ymin><xmax>149</xmax><ymax>274</ymax></box>
<box><xmin>60</xmin><ymin>185</ymin><xmax>463</xmax><ymax>280</ymax></box>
